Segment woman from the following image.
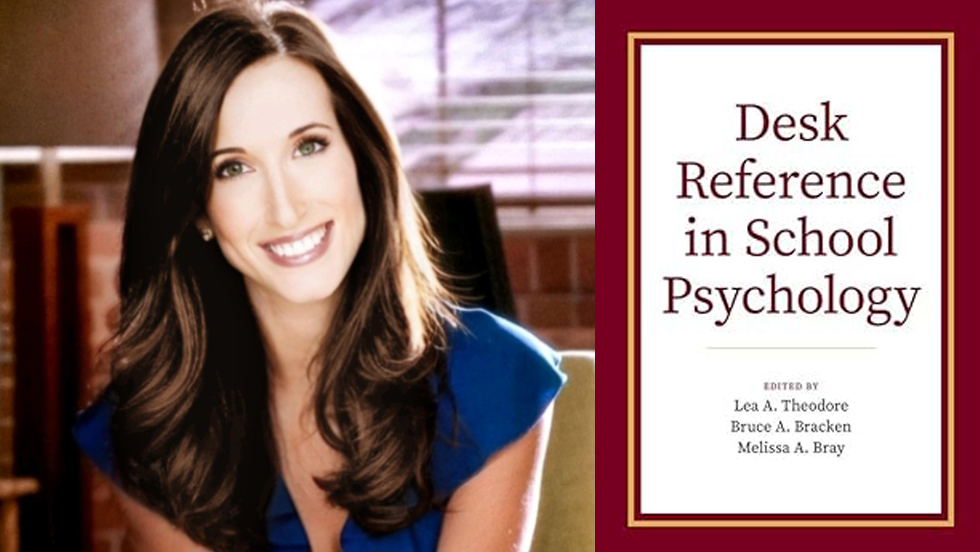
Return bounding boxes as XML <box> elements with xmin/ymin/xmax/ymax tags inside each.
<box><xmin>72</xmin><ymin>2</ymin><xmax>565</xmax><ymax>552</ymax></box>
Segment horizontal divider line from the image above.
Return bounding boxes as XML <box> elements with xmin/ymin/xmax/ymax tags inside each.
<box><xmin>706</xmin><ymin>346</ymin><xmax>876</xmax><ymax>350</ymax></box>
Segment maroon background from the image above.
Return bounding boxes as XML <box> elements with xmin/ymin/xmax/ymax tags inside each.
<box><xmin>597</xmin><ymin>1</ymin><xmax>979</xmax><ymax>550</ymax></box>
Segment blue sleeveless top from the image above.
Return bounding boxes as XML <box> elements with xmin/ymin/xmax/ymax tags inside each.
<box><xmin>73</xmin><ymin>307</ymin><xmax>565</xmax><ymax>551</ymax></box>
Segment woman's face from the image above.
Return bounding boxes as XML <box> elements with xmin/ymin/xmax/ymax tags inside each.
<box><xmin>205</xmin><ymin>55</ymin><xmax>366</xmax><ymax>307</ymax></box>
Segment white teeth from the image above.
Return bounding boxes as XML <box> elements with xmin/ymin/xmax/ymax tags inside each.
<box><xmin>266</xmin><ymin>224</ymin><xmax>328</xmax><ymax>258</ymax></box>
<box><xmin>299</xmin><ymin>236</ymin><xmax>315</xmax><ymax>253</ymax></box>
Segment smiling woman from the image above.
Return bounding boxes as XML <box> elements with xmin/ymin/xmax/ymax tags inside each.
<box><xmin>203</xmin><ymin>56</ymin><xmax>366</xmax><ymax>308</ymax></box>
<box><xmin>71</xmin><ymin>2</ymin><xmax>565</xmax><ymax>552</ymax></box>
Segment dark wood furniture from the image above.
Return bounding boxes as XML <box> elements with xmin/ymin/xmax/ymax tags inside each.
<box><xmin>10</xmin><ymin>206</ymin><xmax>90</xmax><ymax>552</ymax></box>
<box><xmin>417</xmin><ymin>184</ymin><xmax>516</xmax><ymax>319</ymax></box>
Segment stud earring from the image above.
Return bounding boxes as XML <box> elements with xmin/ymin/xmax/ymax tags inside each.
<box><xmin>200</xmin><ymin>227</ymin><xmax>214</xmax><ymax>242</ymax></box>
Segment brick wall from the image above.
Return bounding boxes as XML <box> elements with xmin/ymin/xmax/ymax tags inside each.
<box><xmin>83</xmin><ymin>218</ymin><xmax>126</xmax><ymax>552</ymax></box>
<box><xmin>504</xmin><ymin>231</ymin><xmax>595</xmax><ymax>350</ymax></box>
<box><xmin>74</xmin><ymin>177</ymin><xmax>127</xmax><ymax>552</ymax></box>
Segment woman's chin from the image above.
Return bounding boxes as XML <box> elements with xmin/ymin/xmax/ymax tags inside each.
<box><xmin>246</xmin><ymin>276</ymin><xmax>343</xmax><ymax>309</ymax></box>
<box><xmin>279</xmin><ymin>284</ymin><xmax>341</xmax><ymax>307</ymax></box>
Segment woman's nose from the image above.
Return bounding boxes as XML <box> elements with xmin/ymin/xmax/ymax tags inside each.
<box><xmin>265</xmin><ymin>166</ymin><xmax>301</xmax><ymax>228</ymax></box>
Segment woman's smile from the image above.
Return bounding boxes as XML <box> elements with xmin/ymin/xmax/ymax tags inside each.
<box><xmin>261</xmin><ymin>220</ymin><xmax>334</xmax><ymax>267</ymax></box>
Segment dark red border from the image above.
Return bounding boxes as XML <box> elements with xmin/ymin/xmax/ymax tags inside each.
<box><xmin>631</xmin><ymin>36</ymin><xmax>950</xmax><ymax>522</ymax></box>
<box><xmin>599</xmin><ymin>2</ymin><xmax>980</xmax><ymax>551</ymax></box>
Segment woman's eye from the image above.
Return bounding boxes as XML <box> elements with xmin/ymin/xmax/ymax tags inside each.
<box><xmin>295</xmin><ymin>138</ymin><xmax>326</xmax><ymax>157</ymax></box>
<box><xmin>215</xmin><ymin>161</ymin><xmax>250</xmax><ymax>180</ymax></box>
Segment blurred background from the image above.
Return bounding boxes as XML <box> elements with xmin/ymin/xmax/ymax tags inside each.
<box><xmin>0</xmin><ymin>0</ymin><xmax>594</xmax><ymax>550</ymax></box>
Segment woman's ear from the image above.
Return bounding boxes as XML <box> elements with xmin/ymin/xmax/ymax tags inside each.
<box><xmin>195</xmin><ymin>218</ymin><xmax>214</xmax><ymax>242</ymax></box>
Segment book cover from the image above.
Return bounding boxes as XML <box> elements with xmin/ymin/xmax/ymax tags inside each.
<box><xmin>598</xmin><ymin>1</ymin><xmax>978</xmax><ymax>550</ymax></box>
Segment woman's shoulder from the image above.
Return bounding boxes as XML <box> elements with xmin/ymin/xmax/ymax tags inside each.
<box><xmin>446</xmin><ymin>306</ymin><xmax>561</xmax><ymax>370</ymax></box>
<box><xmin>442</xmin><ymin>307</ymin><xmax>565</xmax><ymax>408</ymax></box>
<box><xmin>433</xmin><ymin>306</ymin><xmax>566</xmax><ymax>497</ymax></box>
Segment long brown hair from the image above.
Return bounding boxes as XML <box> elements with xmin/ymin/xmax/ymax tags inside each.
<box><xmin>107</xmin><ymin>2</ymin><xmax>455</xmax><ymax>550</ymax></box>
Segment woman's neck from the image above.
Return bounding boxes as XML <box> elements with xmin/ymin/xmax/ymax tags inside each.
<box><xmin>245</xmin><ymin>282</ymin><xmax>342</xmax><ymax>403</ymax></box>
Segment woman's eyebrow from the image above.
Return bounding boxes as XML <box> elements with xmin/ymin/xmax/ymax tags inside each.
<box><xmin>211</xmin><ymin>146</ymin><xmax>246</xmax><ymax>160</ymax></box>
<box><xmin>211</xmin><ymin>123</ymin><xmax>331</xmax><ymax>159</ymax></box>
<box><xmin>289</xmin><ymin>122</ymin><xmax>331</xmax><ymax>137</ymax></box>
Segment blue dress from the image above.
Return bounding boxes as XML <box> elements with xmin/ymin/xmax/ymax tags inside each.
<box><xmin>73</xmin><ymin>307</ymin><xmax>566</xmax><ymax>551</ymax></box>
